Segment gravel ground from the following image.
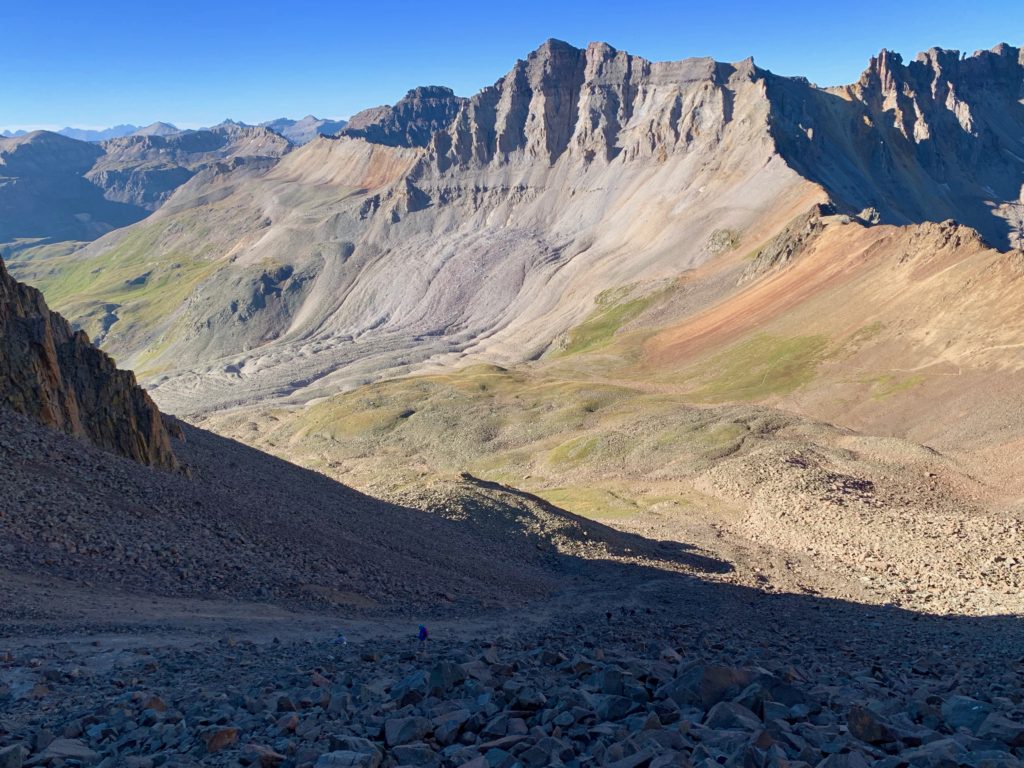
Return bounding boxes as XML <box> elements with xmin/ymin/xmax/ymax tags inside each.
<box><xmin>2</xmin><ymin>567</ymin><xmax>1024</xmax><ymax>768</ymax></box>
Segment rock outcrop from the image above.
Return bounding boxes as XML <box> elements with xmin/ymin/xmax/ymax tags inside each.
<box><xmin>427</xmin><ymin>39</ymin><xmax>769</xmax><ymax>172</ymax></box>
<box><xmin>0</xmin><ymin>256</ymin><xmax>177</xmax><ymax>469</ymax></box>
<box><xmin>767</xmin><ymin>43</ymin><xmax>1024</xmax><ymax>247</ymax></box>
<box><xmin>340</xmin><ymin>86</ymin><xmax>467</xmax><ymax>147</ymax></box>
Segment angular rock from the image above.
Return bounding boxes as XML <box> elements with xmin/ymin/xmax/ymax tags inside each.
<box><xmin>384</xmin><ymin>715</ymin><xmax>432</xmax><ymax>747</ymax></box>
<box><xmin>976</xmin><ymin>713</ymin><xmax>1024</xmax><ymax>747</ymax></box>
<box><xmin>314</xmin><ymin>752</ymin><xmax>381</xmax><ymax>768</ymax></box>
<box><xmin>941</xmin><ymin>696</ymin><xmax>993</xmax><ymax>734</ymax></box>
<box><xmin>705</xmin><ymin>701</ymin><xmax>762</xmax><ymax>731</ymax></box>
<box><xmin>847</xmin><ymin>705</ymin><xmax>896</xmax><ymax>744</ymax></box>
<box><xmin>0</xmin><ymin>745</ymin><xmax>25</xmax><ymax>768</ymax></box>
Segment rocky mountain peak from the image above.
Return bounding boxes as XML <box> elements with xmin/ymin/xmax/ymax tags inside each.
<box><xmin>431</xmin><ymin>39</ymin><xmax>756</xmax><ymax>171</ymax></box>
<box><xmin>856</xmin><ymin>43</ymin><xmax>1023</xmax><ymax>112</ymax></box>
<box><xmin>339</xmin><ymin>86</ymin><xmax>466</xmax><ymax>148</ymax></box>
<box><xmin>0</xmin><ymin>257</ymin><xmax>178</xmax><ymax>469</ymax></box>
<box><xmin>767</xmin><ymin>41</ymin><xmax>1024</xmax><ymax>247</ymax></box>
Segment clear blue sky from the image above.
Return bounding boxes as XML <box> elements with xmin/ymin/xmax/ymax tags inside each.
<box><xmin>2</xmin><ymin>0</ymin><xmax>1022</xmax><ymax>131</ymax></box>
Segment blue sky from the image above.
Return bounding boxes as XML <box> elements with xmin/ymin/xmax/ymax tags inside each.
<box><xmin>2</xmin><ymin>0</ymin><xmax>1022</xmax><ymax>131</ymax></box>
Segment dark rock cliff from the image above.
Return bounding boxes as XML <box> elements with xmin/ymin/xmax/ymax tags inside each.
<box><xmin>0</xmin><ymin>256</ymin><xmax>178</xmax><ymax>469</ymax></box>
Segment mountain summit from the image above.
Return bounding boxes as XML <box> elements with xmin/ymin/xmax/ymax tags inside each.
<box><xmin>9</xmin><ymin>39</ymin><xmax>1024</xmax><ymax>417</ymax></box>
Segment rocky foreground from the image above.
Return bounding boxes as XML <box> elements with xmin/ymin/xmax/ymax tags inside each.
<box><xmin>2</xmin><ymin>571</ymin><xmax>1023</xmax><ymax>768</ymax></box>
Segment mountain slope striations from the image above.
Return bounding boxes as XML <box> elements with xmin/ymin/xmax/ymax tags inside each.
<box><xmin>47</xmin><ymin>40</ymin><xmax>819</xmax><ymax>412</ymax></box>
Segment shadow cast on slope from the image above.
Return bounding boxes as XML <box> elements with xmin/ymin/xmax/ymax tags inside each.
<box><xmin>457</xmin><ymin>472</ymin><xmax>733</xmax><ymax>576</ymax></box>
<box><xmin>3</xmin><ymin>407</ymin><xmax>1024</xmax><ymax>677</ymax></box>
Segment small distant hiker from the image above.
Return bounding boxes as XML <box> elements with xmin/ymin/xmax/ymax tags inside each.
<box><xmin>417</xmin><ymin>624</ymin><xmax>429</xmax><ymax>652</ymax></box>
<box><xmin>605</xmin><ymin>611</ymin><xmax>613</xmax><ymax>625</ymax></box>
<box><xmin>333</xmin><ymin>630</ymin><xmax>348</xmax><ymax>647</ymax></box>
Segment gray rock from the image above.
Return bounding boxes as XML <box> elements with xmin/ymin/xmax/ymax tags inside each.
<box><xmin>384</xmin><ymin>715</ymin><xmax>432</xmax><ymax>747</ymax></box>
<box><xmin>428</xmin><ymin>662</ymin><xmax>467</xmax><ymax>696</ymax></box>
<box><xmin>941</xmin><ymin>696</ymin><xmax>993</xmax><ymax>733</ymax></box>
<box><xmin>313</xmin><ymin>751</ymin><xmax>381</xmax><ymax>768</ymax></box>
<box><xmin>815</xmin><ymin>752</ymin><xmax>871</xmax><ymax>768</ymax></box>
<box><xmin>976</xmin><ymin>713</ymin><xmax>1024</xmax><ymax>747</ymax></box>
<box><xmin>0</xmin><ymin>745</ymin><xmax>26</xmax><ymax>768</ymax></box>
<box><xmin>593</xmin><ymin>694</ymin><xmax>636</xmax><ymax>721</ymax></box>
<box><xmin>657</xmin><ymin>665</ymin><xmax>755</xmax><ymax>709</ymax></box>
<box><xmin>606</xmin><ymin>747</ymin><xmax>656</xmax><ymax>768</ymax></box>
<box><xmin>28</xmin><ymin>738</ymin><xmax>100</xmax><ymax>766</ymax></box>
<box><xmin>391</xmin><ymin>671</ymin><xmax>430</xmax><ymax>705</ymax></box>
<box><xmin>390</xmin><ymin>742</ymin><xmax>437</xmax><ymax>766</ymax></box>
<box><xmin>847</xmin><ymin>705</ymin><xmax>896</xmax><ymax>744</ymax></box>
<box><xmin>327</xmin><ymin>736</ymin><xmax>383</xmax><ymax>759</ymax></box>
<box><xmin>704</xmin><ymin>701</ymin><xmax>762</xmax><ymax>731</ymax></box>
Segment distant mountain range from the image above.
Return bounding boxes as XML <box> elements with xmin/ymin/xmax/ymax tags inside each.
<box><xmin>1</xmin><ymin>125</ymin><xmax>153</xmax><ymax>141</ymax></box>
<box><xmin>259</xmin><ymin>115</ymin><xmax>348</xmax><ymax>144</ymax></box>
<box><xmin>2</xmin><ymin>116</ymin><xmax>348</xmax><ymax>145</ymax></box>
<box><xmin>0</xmin><ymin>123</ymin><xmax>291</xmax><ymax>247</ymax></box>
<box><xmin>6</xmin><ymin>39</ymin><xmax>1024</xmax><ymax>416</ymax></box>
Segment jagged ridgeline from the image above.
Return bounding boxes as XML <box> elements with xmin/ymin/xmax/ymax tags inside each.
<box><xmin>6</xmin><ymin>40</ymin><xmax>1024</xmax><ymax>419</ymax></box>
<box><xmin>0</xmin><ymin>256</ymin><xmax>178</xmax><ymax>469</ymax></box>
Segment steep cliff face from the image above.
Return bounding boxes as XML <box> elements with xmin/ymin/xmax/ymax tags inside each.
<box><xmin>431</xmin><ymin>40</ymin><xmax>750</xmax><ymax>169</ymax></box>
<box><xmin>767</xmin><ymin>43</ymin><xmax>1024</xmax><ymax>247</ymax></box>
<box><xmin>30</xmin><ymin>39</ymin><xmax>819</xmax><ymax>414</ymax></box>
<box><xmin>0</xmin><ymin>257</ymin><xmax>178</xmax><ymax>469</ymax></box>
<box><xmin>340</xmin><ymin>86</ymin><xmax>467</xmax><ymax>148</ymax></box>
<box><xmin>27</xmin><ymin>39</ymin><xmax>1024</xmax><ymax>416</ymax></box>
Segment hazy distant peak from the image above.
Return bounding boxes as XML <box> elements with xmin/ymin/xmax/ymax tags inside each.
<box><xmin>132</xmin><ymin>121</ymin><xmax>180</xmax><ymax>137</ymax></box>
<box><xmin>259</xmin><ymin>115</ymin><xmax>348</xmax><ymax>145</ymax></box>
<box><xmin>58</xmin><ymin>124</ymin><xmax>139</xmax><ymax>142</ymax></box>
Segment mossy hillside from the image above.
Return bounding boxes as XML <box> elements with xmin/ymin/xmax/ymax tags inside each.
<box><xmin>249</xmin><ymin>362</ymin><xmax>798</xmax><ymax>527</ymax></box>
<box><xmin>687</xmin><ymin>333</ymin><xmax>830</xmax><ymax>401</ymax></box>
<box><xmin>17</xmin><ymin>218</ymin><xmax>224</xmax><ymax>361</ymax></box>
<box><xmin>532</xmin><ymin>486</ymin><xmax>640</xmax><ymax>520</ymax></box>
<box><xmin>859</xmin><ymin>373</ymin><xmax>927</xmax><ymax>400</ymax></box>
<box><xmin>557</xmin><ymin>283</ymin><xmax>676</xmax><ymax>358</ymax></box>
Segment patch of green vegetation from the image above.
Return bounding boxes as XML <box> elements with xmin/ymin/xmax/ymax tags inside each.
<box><xmin>533</xmin><ymin>486</ymin><xmax>640</xmax><ymax>520</ymax></box>
<box><xmin>556</xmin><ymin>283</ymin><xmax>679</xmax><ymax>358</ymax></box>
<box><xmin>690</xmin><ymin>333</ymin><xmax>829</xmax><ymax>401</ymax></box>
<box><xmin>860</xmin><ymin>373</ymin><xmax>926</xmax><ymax>400</ymax></box>
<box><xmin>850</xmin><ymin>321</ymin><xmax>886</xmax><ymax>344</ymax></box>
<box><xmin>693</xmin><ymin>422</ymin><xmax>749</xmax><ymax>460</ymax></box>
<box><xmin>548</xmin><ymin>436</ymin><xmax>601</xmax><ymax>468</ymax></box>
<box><xmin>559</xmin><ymin>297</ymin><xmax>654</xmax><ymax>356</ymax></box>
<box><xmin>20</xmin><ymin>219</ymin><xmax>222</xmax><ymax>365</ymax></box>
<box><xmin>3</xmin><ymin>239</ymin><xmax>87</xmax><ymax>264</ymax></box>
<box><xmin>303</xmin><ymin>402</ymin><xmax>411</xmax><ymax>440</ymax></box>
<box><xmin>829</xmin><ymin>321</ymin><xmax>887</xmax><ymax>361</ymax></box>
